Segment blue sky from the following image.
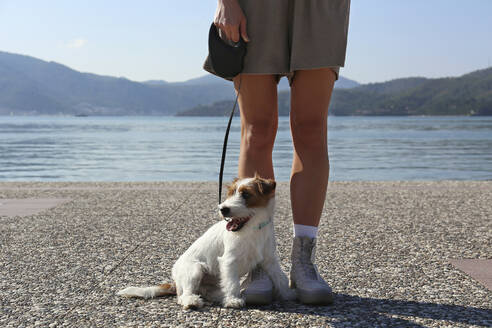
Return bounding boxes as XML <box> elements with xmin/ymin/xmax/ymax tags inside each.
<box><xmin>0</xmin><ymin>0</ymin><xmax>491</xmax><ymax>84</ymax></box>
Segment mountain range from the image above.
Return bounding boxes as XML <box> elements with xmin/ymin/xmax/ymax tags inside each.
<box><xmin>1</xmin><ymin>51</ymin><xmax>490</xmax><ymax>116</ymax></box>
<box><xmin>179</xmin><ymin>67</ymin><xmax>492</xmax><ymax>116</ymax></box>
<box><xmin>0</xmin><ymin>51</ymin><xmax>358</xmax><ymax>116</ymax></box>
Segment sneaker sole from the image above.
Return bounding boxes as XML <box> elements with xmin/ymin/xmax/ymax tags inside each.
<box><xmin>290</xmin><ymin>279</ymin><xmax>334</xmax><ymax>305</ymax></box>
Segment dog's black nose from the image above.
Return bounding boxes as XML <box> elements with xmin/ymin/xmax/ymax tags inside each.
<box><xmin>220</xmin><ymin>207</ymin><xmax>230</xmax><ymax>216</ymax></box>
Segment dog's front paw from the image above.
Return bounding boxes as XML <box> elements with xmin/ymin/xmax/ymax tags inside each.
<box><xmin>223</xmin><ymin>296</ymin><xmax>245</xmax><ymax>308</ymax></box>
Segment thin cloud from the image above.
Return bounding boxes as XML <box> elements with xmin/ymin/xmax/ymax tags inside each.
<box><xmin>66</xmin><ymin>38</ymin><xmax>87</xmax><ymax>48</ymax></box>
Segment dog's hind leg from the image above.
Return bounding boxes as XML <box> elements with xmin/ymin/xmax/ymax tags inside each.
<box><xmin>175</xmin><ymin>263</ymin><xmax>205</xmax><ymax>310</ymax></box>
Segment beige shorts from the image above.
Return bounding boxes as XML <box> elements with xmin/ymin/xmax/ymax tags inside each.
<box><xmin>204</xmin><ymin>0</ymin><xmax>351</xmax><ymax>86</ymax></box>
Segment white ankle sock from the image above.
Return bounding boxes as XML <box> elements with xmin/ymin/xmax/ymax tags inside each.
<box><xmin>293</xmin><ymin>224</ymin><xmax>318</xmax><ymax>239</ymax></box>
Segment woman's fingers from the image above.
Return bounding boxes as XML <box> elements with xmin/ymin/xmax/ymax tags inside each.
<box><xmin>240</xmin><ymin>18</ymin><xmax>250</xmax><ymax>42</ymax></box>
<box><xmin>214</xmin><ymin>0</ymin><xmax>249</xmax><ymax>43</ymax></box>
<box><xmin>227</xmin><ymin>25</ymin><xmax>240</xmax><ymax>43</ymax></box>
<box><xmin>216</xmin><ymin>21</ymin><xmax>247</xmax><ymax>43</ymax></box>
<box><xmin>214</xmin><ymin>22</ymin><xmax>237</xmax><ymax>43</ymax></box>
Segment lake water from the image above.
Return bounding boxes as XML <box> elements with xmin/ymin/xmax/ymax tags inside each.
<box><xmin>0</xmin><ymin>116</ymin><xmax>491</xmax><ymax>181</ymax></box>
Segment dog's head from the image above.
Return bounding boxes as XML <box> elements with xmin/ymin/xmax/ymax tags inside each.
<box><xmin>218</xmin><ymin>173</ymin><xmax>276</xmax><ymax>232</ymax></box>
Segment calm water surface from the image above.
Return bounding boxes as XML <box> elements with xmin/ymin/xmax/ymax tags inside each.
<box><xmin>0</xmin><ymin>116</ymin><xmax>490</xmax><ymax>181</ymax></box>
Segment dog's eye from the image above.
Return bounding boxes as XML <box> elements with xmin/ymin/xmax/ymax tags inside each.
<box><xmin>241</xmin><ymin>191</ymin><xmax>250</xmax><ymax>199</ymax></box>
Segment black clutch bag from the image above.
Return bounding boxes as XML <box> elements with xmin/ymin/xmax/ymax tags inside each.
<box><xmin>203</xmin><ymin>22</ymin><xmax>247</xmax><ymax>79</ymax></box>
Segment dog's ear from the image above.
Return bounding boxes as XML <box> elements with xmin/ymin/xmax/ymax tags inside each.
<box><xmin>257</xmin><ymin>178</ymin><xmax>276</xmax><ymax>195</ymax></box>
<box><xmin>226</xmin><ymin>177</ymin><xmax>240</xmax><ymax>197</ymax></box>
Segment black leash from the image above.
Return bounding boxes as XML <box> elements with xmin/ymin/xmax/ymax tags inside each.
<box><xmin>218</xmin><ymin>74</ymin><xmax>242</xmax><ymax>204</ymax></box>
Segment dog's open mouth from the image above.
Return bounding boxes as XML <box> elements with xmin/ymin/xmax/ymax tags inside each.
<box><xmin>225</xmin><ymin>217</ymin><xmax>250</xmax><ymax>232</ymax></box>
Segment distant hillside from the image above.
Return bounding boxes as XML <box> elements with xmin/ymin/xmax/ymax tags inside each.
<box><xmin>0</xmin><ymin>51</ymin><xmax>244</xmax><ymax>115</ymax></box>
<box><xmin>178</xmin><ymin>68</ymin><xmax>492</xmax><ymax>116</ymax></box>
<box><xmin>0</xmin><ymin>51</ymin><xmax>359</xmax><ymax>116</ymax></box>
<box><xmin>330</xmin><ymin>68</ymin><xmax>492</xmax><ymax>115</ymax></box>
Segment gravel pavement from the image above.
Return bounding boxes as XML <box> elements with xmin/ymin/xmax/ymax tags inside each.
<box><xmin>0</xmin><ymin>181</ymin><xmax>491</xmax><ymax>327</ymax></box>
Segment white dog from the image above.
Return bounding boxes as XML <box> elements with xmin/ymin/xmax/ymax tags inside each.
<box><xmin>117</xmin><ymin>174</ymin><xmax>295</xmax><ymax>309</ymax></box>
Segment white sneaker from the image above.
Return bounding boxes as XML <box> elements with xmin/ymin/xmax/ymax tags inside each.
<box><xmin>290</xmin><ymin>236</ymin><xmax>334</xmax><ymax>305</ymax></box>
<box><xmin>242</xmin><ymin>265</ymin><xmax>273</xmax><ymax>305</ymax></box>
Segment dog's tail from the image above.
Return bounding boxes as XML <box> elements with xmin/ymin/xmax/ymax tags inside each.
<box><xmin>117</xmin><ymin>282</ymin><xmax>176</xmax><ymax>299</ymax></box>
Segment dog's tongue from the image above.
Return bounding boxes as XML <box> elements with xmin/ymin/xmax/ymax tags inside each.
<box><xmin>226</xmin><ymin>220</ymin><xmax>238</xmax><ymax>231</ymax></box>
<box><xmin>225</xmin><ymin>217</ymin><xmax>250</xmax><ymax>231</ymax></box>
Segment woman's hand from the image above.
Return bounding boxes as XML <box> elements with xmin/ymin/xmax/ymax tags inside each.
<box><xmin>214</xmin><ymin>0</ymin><xmax>250</xmax><ymax>43</ymax></box>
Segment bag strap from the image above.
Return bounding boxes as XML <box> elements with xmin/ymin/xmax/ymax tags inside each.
<box><xmin>219</xmin><ymin>74</ymin><xmax>242</xmax><ymax>204</ymax></box>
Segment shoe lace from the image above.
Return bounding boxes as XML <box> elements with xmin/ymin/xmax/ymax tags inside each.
<box><xmin>300</xmin><ymin>248</ymin><xmax>318</xmax><ymax>280</ymax></box>
<box><xmin>293</xmin><ymin>239</ymin><xmax>318</xmax><ymax>281</ymax></box>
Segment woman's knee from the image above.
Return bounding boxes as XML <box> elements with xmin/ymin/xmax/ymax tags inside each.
<box><xmin>290</xmin><ymin>117</ymin><xmax>327</xmax><ymax>150</ymax></box>
<box><xmin>235</xmin><ymin>74</ymin><xmax>279</xmax><ymax>152</ymax></box>
<box><xmin>241</xmin><ymin>118</ymin><xmax>278</xmax><ymax>152</ymax></box>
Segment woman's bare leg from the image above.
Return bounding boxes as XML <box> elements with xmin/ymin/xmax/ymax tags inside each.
<box><xmin>289</xmin><ymin>68</ymin><xmax>336</xmax><ymax>227</ymax></box>
<box><xmin>233</xmin><ymin>74</ymin><xmax>279</xmax><ymax>180</ymax></box>
<box><xmin>233</xmin><ymin>73</ymin><xmax>279</xmax><ymax>302</ymax></box>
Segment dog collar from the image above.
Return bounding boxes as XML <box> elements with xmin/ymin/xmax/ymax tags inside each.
<box><xmin>256</xmin><ymin>218</ymin><xmax>272</xmax><ymax>230</ymax></box>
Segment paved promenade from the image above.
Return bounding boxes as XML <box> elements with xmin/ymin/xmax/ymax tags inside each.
<box><xmin>0</xmin><ymin>181</ymin><xmax>491</xmax><ymax>327</ymax></box>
